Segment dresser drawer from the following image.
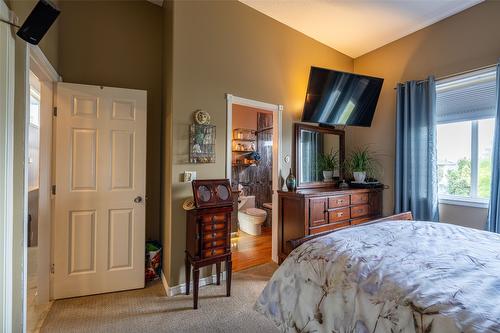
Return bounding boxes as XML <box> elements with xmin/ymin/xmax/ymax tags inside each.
<box><xmin>351</xmin><ymin>217</ymin><xmax>371</xmax><ymax>225</ymax></box>
<box><xmin>351</xmin><ymin>204</ymin><xmax>369</xmax><ymax>218</ymax></box>
<box><xmin>200</xmin><ymin>214</ymin><xmax>226</xmax><ymax>224</ymax></box>
<box><xmin>329</xmin><ymin>207</ymin><xmax>350</xmax><ymax>223</ymax></box>
<box><xmin>202</xmin><ymin>222</ymin><xmax>226</xmax><ymax>233</ymax></box>
<box><xmin>351</xmin><ymin>193</ymin><xmax>369</xmax><ymax>205</ymax></box>
<box><xmin>202</xmin><ymin>247</ymin><xmax>225</xmax><ymax>258</ymax></box>
<box><xmin>203</xmin><ymin>239</ymin><xmax>226</xmax><ymax>249</ymax></box>
<box><xmin>328</xmin><ymin>195</ymin><xmax>350</xmax><ymax>209</ymax></box>
<box><xmin>203</xmin><ymin>230</ymin><xmax>225</xmax><ymax>241</ymax></box>
<box><xmin>310</xmin><ymin>221</ymin><xmax>350</xmax><ymax>235</ymax></box>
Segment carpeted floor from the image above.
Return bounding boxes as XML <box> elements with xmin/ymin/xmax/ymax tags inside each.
<box><xmin>41</xmin><ymin>263</ymin><xmax>280</xmax><ymax>333</ymax></box>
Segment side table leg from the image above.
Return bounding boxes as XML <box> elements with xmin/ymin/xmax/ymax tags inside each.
<box><xmin>185</xmin><ymin>256</ymin><xmax>191</xmax><ymax>295</ymax></box>
<box><xmin>226</xmin><ymin>257</ymin><xmax>232</xmax><ymax>297</ymax></box>
<box><xmin>215</xmin><ymin>262</ymin><xmax>221</xmax><ymax>285</ymax></box>
<box><xmin>193</xmin><ymin>267</ymin><xmax>200</xmax><ymax>309</ymax></box>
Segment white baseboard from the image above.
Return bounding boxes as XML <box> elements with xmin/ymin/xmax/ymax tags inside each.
<box><xmin>160</xmin><ymin>270</ymin><xmax>227</xmax><ymax>297</ymax></box>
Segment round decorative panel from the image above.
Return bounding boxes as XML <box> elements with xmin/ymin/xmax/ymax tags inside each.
<box><xmin>197</xmin><ymin>185</ymin><xmax>212</xmax><ymax>202</ymax></box>
<box><xmin>216</xmin><ymin>185</ymin><xmax>230</xmax><ymax>200</ymax></box>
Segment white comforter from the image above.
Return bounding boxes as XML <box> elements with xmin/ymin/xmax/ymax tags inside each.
<box><xmin>255</xmin><ymin>221</ymin><xmax>500</xmax><ymax>333</ymax></box>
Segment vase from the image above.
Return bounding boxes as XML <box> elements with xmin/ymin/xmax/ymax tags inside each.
<box><xmin>353</xmin><ymin>171</ymin><xmax>366</xmax><ymax>182</ymax></box>
<box><xmin>323</xmin><ymin>170</ymin><xmax>333</xmax><ymax>182</ymax></box>
<box><xmin>285</xmin><ymin>168</ymin><xmax>297</xmax><ymax>191</ymax></box>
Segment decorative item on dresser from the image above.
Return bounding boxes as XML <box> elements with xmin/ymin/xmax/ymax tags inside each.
<box><xmin>277</xmin><ymin>187</ymin><xmax>383</xmax><ymax>263</ymax></box>
<box><xmin>185</xmin><ymin>179</ymin><xmax>233</xmax><ymax>309</ymax></box>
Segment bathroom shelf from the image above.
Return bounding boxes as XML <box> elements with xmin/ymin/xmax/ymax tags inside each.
<box><xmin>232</xmin><ymin>150</ymin><xmax>256</xmax><ymax>153</ymax></box>
<box><xmin>232</xmin><ymin>138</ymin><xmax>255</xmax><ymax>142</ymax></box>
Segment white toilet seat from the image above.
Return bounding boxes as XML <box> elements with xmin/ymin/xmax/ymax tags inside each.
<box><xmin>245</xmin><ymin>207</ymin><xmax>267</xmax><ymax>218</ymax></box>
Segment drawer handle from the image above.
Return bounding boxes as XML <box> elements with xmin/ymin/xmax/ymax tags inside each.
<box><xmin>337</xmin><ymin>200</ymin><xmax>344</xmax><ymax>204</ymax></box>
<box><xmin>211</xmin><ymin>224</ymin><xmax>216</xmax><ymax>231</ymax></box>
<box><xmin>337</xmin><ymin>212</ymin><xmax>344</xmax><ymax>217</ymax></box>
<box><xmin>212</xmin><ymin>241</ymin><xmax>217</xmax><ymax>247</ymax></box>
<box><xmin>211</xmin><ymin>249</ymin><xmax>216</xmax><ymax>255</ymax></box>
<box><xmin>211</xmin><ymin>232</ymin><xmax>217</xmax><ymax>238</ymax></box>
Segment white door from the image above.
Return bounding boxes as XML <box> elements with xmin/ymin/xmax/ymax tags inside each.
<box><xmin>53</xmin><ymin>82</ymin><xmax>147</xmax><ymax>299</ymax></box>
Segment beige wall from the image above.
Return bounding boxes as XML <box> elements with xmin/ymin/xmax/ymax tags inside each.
<box><xmin>7</xmin><ymin>0</ymin><xmax>59</xmax><ymax>70</ymax></box>
<box><xmin>350</xmin><ymin>0</ymin><xmax>500</xmax><ymax>228</ymax></box>
<box><xmin>164</xmin><ymin>0</ymin><xmax>353</xmax><ymax>285</ymax></box>
<box><xmin>58</xmin><ymin>0</ymin><xmax>164</xmax><ymax>240</ymax></box>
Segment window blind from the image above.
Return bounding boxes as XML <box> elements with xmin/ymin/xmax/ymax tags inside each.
<box><xmin>436</xmin><ymin>67</ymin><xmax>497</xmax><ymax>123</ymax></box>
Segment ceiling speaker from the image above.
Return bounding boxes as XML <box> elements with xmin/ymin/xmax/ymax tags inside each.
<box><xmin>16</xmin><ymin>0</ymin><xmax>60</xmax><ymax>45</ymax></box>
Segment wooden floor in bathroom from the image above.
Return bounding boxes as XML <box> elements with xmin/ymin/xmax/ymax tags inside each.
<box><xmin>231</xmin><ymin>227</ymin><xmax>272</xmax><ymax>272</ymax></box>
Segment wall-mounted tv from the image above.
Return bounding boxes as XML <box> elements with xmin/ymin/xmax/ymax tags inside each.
<box><xmin>301</xmin><ymin>67</ymin><xmax>384</xmax><ymax>127</ymax></box>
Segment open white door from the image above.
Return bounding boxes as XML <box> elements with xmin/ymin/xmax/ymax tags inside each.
<box><xmin>53</xmin><ymin>82</ymin><xmax>146</xmax><ymax>299</ymax></box>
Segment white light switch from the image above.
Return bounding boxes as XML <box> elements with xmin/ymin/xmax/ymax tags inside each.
<box><xmin>183</xmin><ymin>171</ymin><xmax>197</xmax><ymax>182</ymax></box>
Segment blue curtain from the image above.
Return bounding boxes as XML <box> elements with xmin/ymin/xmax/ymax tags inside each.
<box><xmin>487</xmin><ymin>64</ymin><xmax>500</xmax><ymax>233</ymax></box>
<box><xmin>395</xmin><ymin>77</ymin><xmax>439</xmax><ymax>221</ymax></box>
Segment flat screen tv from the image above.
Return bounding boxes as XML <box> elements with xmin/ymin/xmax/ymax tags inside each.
<box><xmin>301</xmin><ymin>67</ymin><xmax>384</xmax><ymax>127</ymax></box>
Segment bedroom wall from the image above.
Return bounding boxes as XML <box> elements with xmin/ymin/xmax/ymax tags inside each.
<box><xmin>163</xmin><ymin>0</ymin><xmax>353</xmax><ymax>286</ymax></box>
<box><xmin>6</xmin><ymin>0</ymin><xmax>59</xmax><ymax>70</ymax></box>
<box><xmin>58</xmin><ymin>0</ymin><xmax>164</xmax><ymax>240</ymax></box>
<box><xmin>350</xmin><ymin>0</ymin><xmax>500</xmax><ymax>229</ymax></box>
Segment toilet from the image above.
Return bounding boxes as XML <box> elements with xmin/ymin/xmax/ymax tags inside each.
<box><xmin>238</xmin><ymin>195</ymin><xmax>267</xmax><ymax>236</ymax></box>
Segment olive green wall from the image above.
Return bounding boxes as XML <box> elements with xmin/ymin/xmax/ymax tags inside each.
<box><xmin>7</xmin><ymin>0</ymin><xmax>59</xmax><ymax>70</ymax></box>
<box><xmin>350</xmin><ymin>0</ymin><xmax>500</xmax><ymax>229</ymax></box>
<box><xmin>163</xmin><ymin>0</ymin><xmax>353</xmax><ymax>285</ymax></box>
<box><xmin>58</xmin><ymin>0</ymin><xmax>164</xmax><ymax>240</ymax></box>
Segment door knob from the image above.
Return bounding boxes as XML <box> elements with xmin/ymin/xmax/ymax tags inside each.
<box><xmin>134</xmin><ymin>196</ymin><xmax>143</xmax><ymax>203</ymax></box>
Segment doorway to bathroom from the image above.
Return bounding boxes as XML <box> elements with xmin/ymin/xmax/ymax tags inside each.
<box><xmin>225</xmin><ymin>95</ymin><xmax>282</xmax><ymax>272</ymax></box>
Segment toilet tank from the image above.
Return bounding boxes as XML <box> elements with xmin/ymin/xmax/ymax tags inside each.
<box><xmin>238</xmin><ymin>195</ymin><xmax>255</xmax><ymax>210</ymax></box>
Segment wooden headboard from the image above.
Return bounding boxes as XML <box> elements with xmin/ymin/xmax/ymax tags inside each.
<box><xmin>288</xmin><ymin>211</ymin><xmax>413</xmax><ymax>251</ymax></box>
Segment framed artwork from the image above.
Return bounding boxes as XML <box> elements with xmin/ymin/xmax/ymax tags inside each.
<box><xmin>189</xmin><ymin>124</ymin><xmax>216</xmax><ymax>163</ymax></box>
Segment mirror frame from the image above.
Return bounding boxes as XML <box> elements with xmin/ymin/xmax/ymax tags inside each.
<box><xmin>293</xmin><ymin>123</ymin><xmax>345</xmax><ymax>189</ymax></box>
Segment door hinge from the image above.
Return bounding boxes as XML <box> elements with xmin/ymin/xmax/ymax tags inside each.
<box><xmin>51</xmin><ymin>264</ymin><xmax>55</xmax><ymax>274</ymax></box>
<box><xmin>51</xmin><ymin>185</ymin><xmax>56</xmax><ymax>195</ymax></box>
<box><xmin>53</xmin><ymin>106</ymin><xmax>57</xmax><ymax>117</ymax></box>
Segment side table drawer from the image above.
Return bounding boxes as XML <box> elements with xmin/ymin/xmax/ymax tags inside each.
<box><xmin>203</xmin><ymin>239</ymin><xmax>226</xmax><ymax>249</ymax></box>
<box><xmin>203</xmin><ymin>247</ymin><xmax>225</xmax><ymax>258</ymax></box>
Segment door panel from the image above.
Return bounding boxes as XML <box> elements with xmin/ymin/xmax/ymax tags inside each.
<box><xmin>53</xmin><ymin>82</ymin><xmax>146</xmax><ymax>299</ymax></box>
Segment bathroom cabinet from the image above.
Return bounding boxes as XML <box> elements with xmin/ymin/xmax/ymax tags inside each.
<box><xmin>277</xmin><ymin>187</ymin><xmax>383</xmax><ymax>264</ymax></box>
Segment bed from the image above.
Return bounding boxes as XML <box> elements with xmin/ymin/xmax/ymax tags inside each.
<box><xmin>255</xmin><ymin>214</ymin><xmax>500</xmax><ymax>333</ymax></box>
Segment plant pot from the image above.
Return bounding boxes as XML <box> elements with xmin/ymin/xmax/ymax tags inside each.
<box><xmin>323</xmin><ymin>170</ymin><xmax>333</xmax><ymax>182</ymax></box>
<box><xmin>353</xmin><ymin>171</ymin><xmax>366</xmax><ymax>182</ymax></box>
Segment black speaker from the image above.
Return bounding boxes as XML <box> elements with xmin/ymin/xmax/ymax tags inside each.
<box><xmin>16</xmin><ymin>0</ymin><xmax>60</xmax><ymax>45</ymax></box>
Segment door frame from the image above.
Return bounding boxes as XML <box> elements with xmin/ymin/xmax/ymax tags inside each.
<box><xmin>0</xmin><ymin>2</ymin><xmax>16</xmax><ymax>330</ymax></box>
<box><xmin>225</xmin><ymin>94</ymin><xmax>283</xmax><ymax>263</ymax></box>
<box><xmin>28</xmin><ymin>45</ymin><xmax>60</xmax><ymax>306</ymax></box>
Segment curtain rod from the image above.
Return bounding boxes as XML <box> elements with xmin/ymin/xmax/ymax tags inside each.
<box><xmin>393</xmin><ymin>63</ymin><xmax>497</xmax><ymax>90</ymax></box>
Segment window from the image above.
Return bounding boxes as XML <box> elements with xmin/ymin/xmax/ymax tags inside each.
<box><xmin>436</xmin><ymin>67</ymin><xmax>496</xmax><ymax>207</ymax></box>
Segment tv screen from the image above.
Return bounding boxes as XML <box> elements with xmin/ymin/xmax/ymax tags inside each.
<box><xmin>301</xmin><ymin>67</ymin><xmax>384</xmax><ymax>127</ymax></box>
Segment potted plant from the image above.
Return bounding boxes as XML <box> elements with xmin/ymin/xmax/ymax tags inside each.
<box><xmin>345</xmin><ymin>147</ymin><xmax>378</xmax><ymax>183</ymax></box>
<box><xmin>317</xmin><ymin>149</ymin><xmax>339</xmax><ymax>182</ymax></box>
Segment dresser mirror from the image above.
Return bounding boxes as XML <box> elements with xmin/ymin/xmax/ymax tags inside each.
<box><xmin>294</xmin><ymin>123</ymin><xmax>345</xmax><ymax>189</ymax></box>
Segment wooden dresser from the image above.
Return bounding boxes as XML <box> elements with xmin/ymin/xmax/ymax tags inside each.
<box><xmin>278</xmin><ymin>187</ymin><xmax>383</xmax><ymax>263</ymax></box>
<box><xmin>185</xmin><ymin>180</ymin><xmax>232</xmax><ymax>309</ymax></box>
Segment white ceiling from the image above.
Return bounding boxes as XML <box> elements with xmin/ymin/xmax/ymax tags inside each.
<box><xmin>240</xmin><ymin>0</ymin><xmax>483</xmax><ymax>58</ymax></box>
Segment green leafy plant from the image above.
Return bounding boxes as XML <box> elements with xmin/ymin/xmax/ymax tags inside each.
<box><xmin>344</xmin><ymin>147</ymin><xmax>379</xmax><ymax>178</ymax></box>
<box><xmin>317</xmin><ymin>149</ymin><xmax>339</xmax><ymax>172</ymax></box>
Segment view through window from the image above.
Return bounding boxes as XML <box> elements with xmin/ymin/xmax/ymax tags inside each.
<box><xmin>436</xmin><ymin>68</ymin><xmax>496</xmax><ymax>203</ymax></box>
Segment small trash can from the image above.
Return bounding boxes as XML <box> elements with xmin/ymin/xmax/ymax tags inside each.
<box><xmin>145</xmin><ymin>241</ymin><xmax>162</xmax><ymax>282</ymax></box>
